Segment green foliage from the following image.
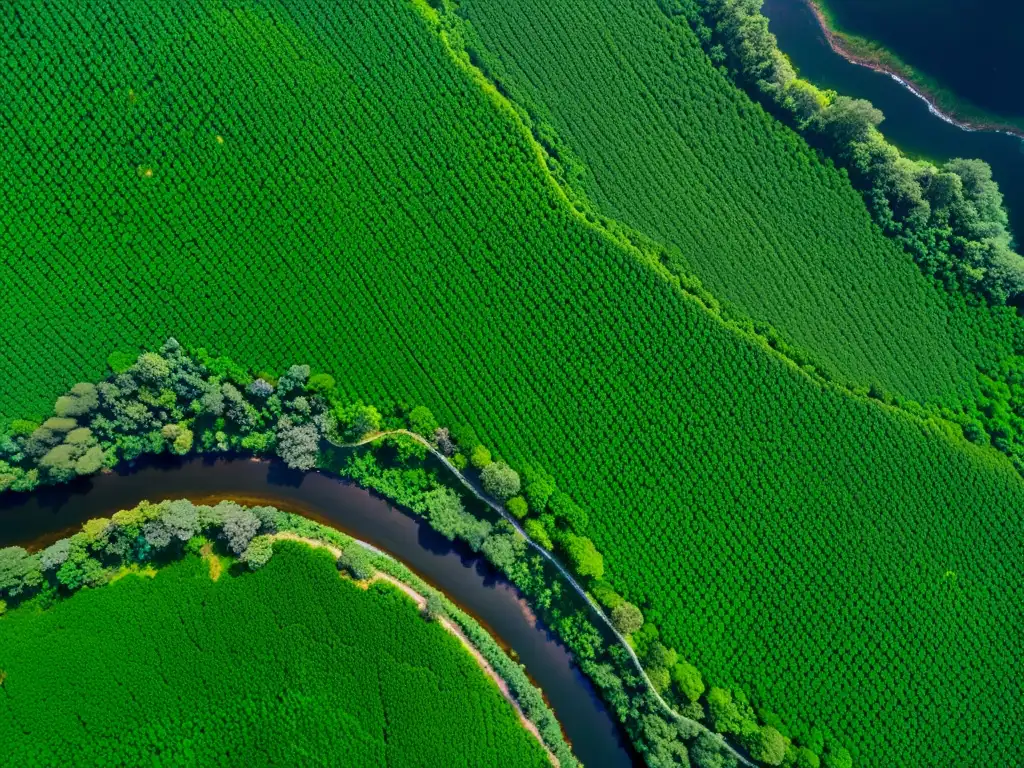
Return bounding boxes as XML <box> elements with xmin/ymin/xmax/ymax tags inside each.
<box><xmin>743</xmin><ymin>725</ymin><xmax>789</xmax><ymax>766</ymax></box>
<box><xmin>610</xmin><ymin>600</ymin><xmax>644</xmax><ymax>635</ymax></box>
<box><xmin>506</xmin><ymin>495</ymin><xmax>529</xmax><ymax>520</ymax></box>
<box><xmin>823</xmin><ymin>747</ymin><xmax>854</xmax><ymax>768</ymax></box>
<box><xmin>241</xmin><ymin>535</ymin><xmax>275</xmax><ymax>570</ymax></box>
<box><xmin>106</xmin><ymin>350</ymin><xmax>137</xmax><ymax>374</ymax></box>
<box><xmin>408</xmin><ymin>405</ymin><xmax>439</xmax><ymax>437</ymax></box>
<box><xmin>470</xmin><ymin>444</ymin><xmax>493</xmax><ymax>470</ymax></box>
<box><xmin>524</xmin><ymin>518</ymin><xmax>553</xmax><ymax>550</ymax></box>
<box><xmin>457</xmin><ymin>0</ymin><xmax>1023</xmax><ymax>407</ymax></box>
<box><xmin>522</xmin><ymin>464</ymin><xmax>557</xmax><ymax>513</ymax></box>
<box><xmin>1</xmin><ymin>0</ymin><xmax>1022</xmax><ymax>763</ymax></box>
<box><xmin>0</xmin><ymin>546</ymin><xmax>548</xmax><ymax>766</ymax></box>
<box><xmin>480</xmin><ymin>461</ymin><xmax>521</xmax><ymax>500</ymax></box>
<box><xmin>672</xmin><ymin>660</ymin><xmax>706</xmax><ymax>703</ymax></box>
<box><xmin>307</xmin><ymin>372</ymin><xmax>336</xmax><ymax>395</ymax></box>
<box><xmin>337</xmin><ymin>403</ymin><xmax>383</xmax><ymax>441</ymax></box>
<box><xmin>707</xmin><ymin>688</ymin><xmax>749</xmax><ymax>735</ymax></box>
<box><xmin>560</xmin><ymin>534</ymin><xmax>603</xmax><ymax>579</ymax></box>
<box><xmin>337</xmin><ymin>545</ymin><xmax>374</xmax><ymax>581</ymax></box>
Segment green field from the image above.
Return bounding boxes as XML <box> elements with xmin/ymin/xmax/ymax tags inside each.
<box><xmin>2</xmin><ymin>0</ymin><xmax>1023</xmax><ymax>765</ymax></box>
<box><xmin>455</xmin><ymin>0</ymin><xmax>1024</xmax><ymax>407</ymax></box>
<box><xmin>0</xmin><ymin>543</ymin><xmax>547</xmax><ymax>767</ymax></box>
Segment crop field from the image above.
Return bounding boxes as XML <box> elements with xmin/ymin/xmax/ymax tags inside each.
<box><xmin>456</xmin><ymin>0</ymin><xmax>1022</xmax><ymax>406</ymax></box>
<box><xmin>0</xmin><ymin>543</ymin><xmax>547</xmax><ymax>766</ymax></box>
<box><xmin>2</xmin><ymin>0</ymin><xmax>1023</xmax><ymax>766</ymax></box>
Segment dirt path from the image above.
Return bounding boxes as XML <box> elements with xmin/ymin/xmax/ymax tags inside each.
<box><xmin>269</xmin><ymin>532</ymin><xmax>559</xmax><ymax>766</ymax></box>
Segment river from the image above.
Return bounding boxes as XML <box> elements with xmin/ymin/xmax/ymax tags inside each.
<box><xmin>762</xmin><ymin>0</ymin><xmax>1024</xmax><ymax>243</ymax></box>
<box><xmin>0</xmin><ymin>455</ymin><xmax>637</xmax><ymax>768</ymax></box>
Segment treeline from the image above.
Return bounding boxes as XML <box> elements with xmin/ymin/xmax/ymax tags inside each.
<box><xmin>0</xmin><ymin>341</ymin><xmax>846</xmax><ymax>768</ymax></box>
<box><xmin>666</xmin><ymin>0</ymin><xmax>1024</xmax><ymax>303</ymax></box>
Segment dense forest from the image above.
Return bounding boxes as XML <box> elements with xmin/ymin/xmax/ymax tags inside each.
<box><xmin>2</xmin><ymin>0</ymin><xmax>1022</xmax><ymax>766</ymax></box>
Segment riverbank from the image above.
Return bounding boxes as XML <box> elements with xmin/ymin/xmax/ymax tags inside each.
<box><xmin>804</xmin><ymin>0</ymin><xmax>1024</xmax><ymax>139</ymax></box>
<box><xmin>271</xmin><ymin>531</ymin><xmax>560</xmax><ymax>766</ymax></box>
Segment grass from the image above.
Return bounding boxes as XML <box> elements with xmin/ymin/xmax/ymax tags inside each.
<box><xmin>0</xmin><ymin>543</ymin><xmax>548</xmax><ymax>767</ymax></box>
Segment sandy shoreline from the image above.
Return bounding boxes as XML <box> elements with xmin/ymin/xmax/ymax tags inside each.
<box><xmin>803</xmin><ymin>0</ymin><xmax>1024</xmax><ymax>141</ymax></box>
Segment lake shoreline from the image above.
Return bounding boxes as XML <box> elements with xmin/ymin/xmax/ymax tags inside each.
<box><xmin>803</xmin><ymin>0</ymin><xmax>1024</xmax><ymax>140</ymax></box>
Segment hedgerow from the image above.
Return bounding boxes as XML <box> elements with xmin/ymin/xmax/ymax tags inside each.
<box><xmin>0</xmin><ymin>536</ymin><xmax>552</xmax><ymax>767</ymax></box>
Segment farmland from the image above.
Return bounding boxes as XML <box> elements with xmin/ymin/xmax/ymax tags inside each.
<box><xmin>455</xmin><ymin>0</ymin><xmax>1022</xmax><ymax>407</ymax></box>
<box><xmin>0</xmin><ymin>542</ymin><xmax>549</xmax><ymax>767</ymax></box>
<box><xmin>1</xmin><ymin>0</ymin><xmax>1023</xmax><ymax>766</ymax></box>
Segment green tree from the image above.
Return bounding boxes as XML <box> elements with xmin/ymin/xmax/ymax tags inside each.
<box><xmin>307</xmin><ymin>373</ymin><xmax>336</xmax><ymax>395</ymax></box>
<box><xmin>408</xmin><ymin>405</ymin><xmax>438</xmax><ymax>437</ymax></box>
<box><xmin>524</xmin><ymin>518</ymin><xmax>553</xmax><ymax>550</ymax></box>
<box><xmin>0</xmin><ymin>547</ymin><xmax>42</xmax><ymax>598</ymax></box>
<box><xmin>423</xmin><ymin>488</ymin><xmax>468</xmax><ymax>540</ymax></box>
<box><xmin>74</xmin><ymin>445</ymin><xmax>105</xmax><ymax>476</ymax></box>
<box><xmin>481</xmin><ymin>461</ymin><xmax>520</xmax><ymax>500</ymax></box>
<box><xmin>469</xmin><ymin>444</ymin><xmax>492</xmax><ymax>469</ymax></box>
<box><xmin>39</xmin><ymin>444</ymin><xmax>79</xmax><ymax>483</ymax></box>
<box><xmin>506</xmin><ymin>495</ymin><xmax>529</xmax><ymax>520</ymax></box>
<box><xmin>822</xmin><ymin>747</ymin><xmax>853</xmax><ymax>768</ymax></box>
<box><xmin>610</xmin><ymin>601</ymin><xmax>644</xmax><ymax>635</ymax></box>
<box><xmin>337</xmin><ymin>546</ymin><xmax>373</xmax><ymax>581</ymax></box>
<box><xmin>743</xmin><ymin>726</ymin><xmax>788</xmax><ymax>766</ymax></box>
<box><xmin>707</xmin><ymin>688</ymin><xmax>745</xmax><ymax>734</ymax></box>
<box><xmin>522</xmin><ymin>465</ymin><xmax>557</xmax><ymax>513</ymax></box>
<box><xmin>133</xmin><ymin>352</ymin><xmax>171</xmax><ymax>384</ymax></box>
<box><xmin>337</xmin><ymin>403</ymin><xmax>382</xmax><ymax>441</ymax></box>
<box><xmin>672</xmin><ymin>660</ymin><xmax>705</xmax><ymax>703</ymax></box>
<box><xmin>811</xmin><ymin>96</ymin><xmax>883</xmax><ymax>146</ymax></box>
<box><xmin>241</xmin><ymin>535</ymin><xmax>275</xmax><ymax>570</ymax></box>
<box><xmin>54</xmin><ymin>383</ymin><xmax>99</xmax><ymax>418</ymax></box>
<box><xmin>562</xmin><ymin>533</ymin><xmax>603</xmax><ymax>579</ymax></box>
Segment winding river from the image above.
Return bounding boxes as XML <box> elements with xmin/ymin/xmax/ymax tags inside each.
<box><xmin>0</xmin><ymin>456</ymin><xmax>637</xmax><ymax>768</ymax></box>
<box><xmin>762</xmin><ymin>0</ymin><xmax>1024</xmax><ymax>242</ymax></box>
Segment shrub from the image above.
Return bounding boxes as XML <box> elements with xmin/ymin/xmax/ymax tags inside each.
<box><xmin>480</xmin><ymin>461</ymin><xmax>520</xmax><ymax>500</ymax></box>
<box><xmin>506</xmin><ymin>495</ymin><xmax>529</xmax><ymax>519</ymax></box>
<box><xmin>408</xmin><ymin>406</ymin><xmax>438</xmax><ymax>437</ymax></box>
<box><xmin>561</xmin><ymin>533</ymin><xmax>603</xmax><ymax>579</ymax></box>
<box><xmin>672</xmin><ymin>660</ymin><xmax>705</xmax><ymax>703</ymax></box>
<box><xmin>337</xmin><ymin>546</ymin><xmax>374</xmax><ymax>581</ymax></box>
<box><xmin>611</xmin><ymin>601</ymin><xmax>644</xmax><ymax>635</ymax></box>
<box><xmin>241</xmin><ymin>535</ymin><xmax>275</xmax><ymax>570</ymax></box>
<box><xmin>469</xmin><ymin>444</ymin><xmax>492</xmax><ymax>469</ymax></box>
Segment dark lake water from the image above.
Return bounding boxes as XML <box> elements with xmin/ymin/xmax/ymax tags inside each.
<box><xmin>0</xmin><ymin>456</ymin><xmax>637</xmax><ymax>768</ymax></box>
<box><xmin>817</xmin><ymin>0</ymin><xmax>1024</xmax><ymax>121</ymax></box>
<box><xmin>763</xmin><ymin>0</ymin><xmax>1024</xmax><ymax>243</ymax></box>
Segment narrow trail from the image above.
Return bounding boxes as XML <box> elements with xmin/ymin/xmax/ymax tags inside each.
<box><xmin>270</xmin><ymin>531</ymin><xmax>560</xmax><ymax>767</ymax></box>
<box><xmin>330</xmin><ymin>429</ymin><xmax>756</xmax><ymax>767</ymax></box>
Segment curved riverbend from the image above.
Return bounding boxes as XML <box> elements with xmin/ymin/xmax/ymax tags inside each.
<box><xmin>0</xmin><ymin>455</ymin><xmax>636</xmax><ymax>768</ymax></box>
<box><xmin>762</xmin><ymin>0</ymin><xmax>1024</xmax><ymax>241</ymax></box>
